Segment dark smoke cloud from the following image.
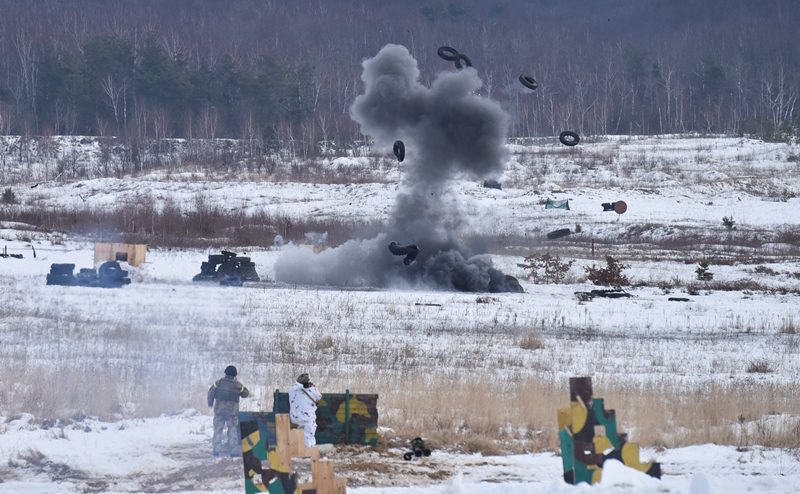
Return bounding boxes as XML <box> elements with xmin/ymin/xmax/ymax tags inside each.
<box><xmin>274</xmin><ymin>44</ymin><xmax>521</xmax><ymax>293</ymax></box>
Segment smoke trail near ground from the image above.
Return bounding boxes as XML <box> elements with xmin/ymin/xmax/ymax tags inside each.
<box><xmin>274</xmin><ymin>44</ymin><xmax>522</xmax><ymax>293</ymax></box>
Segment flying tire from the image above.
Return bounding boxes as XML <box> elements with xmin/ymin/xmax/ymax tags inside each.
<box><xmin>519</xmin><ymin>74</ymin><xmax>538</xmax><ymax>90</ymax></box>
<box><xmin>437</xmin><ymin>46</ymin><xmax>459</xmax><ymax>61</ymax></box>
<box><xmin>559</xmin><ymin>131</ymin><xmax>580</xmax><ymax>146</ymax></box>
<box><xmin>393</xmin><ymin>140</ymin><xmax>405</xmax><ymax>162</ymax></box>
<box><xmin>454</xmin><ymin>53</ymin><xmax>472</xmax><ymax>70</ymax></box>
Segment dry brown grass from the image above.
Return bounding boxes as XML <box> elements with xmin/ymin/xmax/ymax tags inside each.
<box><xmin>0</xmin><ymin>200</ymin><xmax>383</xmax><ymax>248</ymax></box>
<box><xmin>2</xmin><ymin>290</ymin><xmax>798</xmax><ymax>456</ymax></box>
<box><xmin>327</xmin><ymin>374</ymin><xmax>800</xmax><ymax>454</ymax></box>
<box><xmin>746</xmin><ymin>360</ymin><xmax>774</xmax><ymax>374</ymax></box>
<box><xmin>3</xmin><ymin>351</ymin><xmax>799</xmax><ymax>454</ymax></box>
<box><xmin>518</xmin><ymin>331</ymin><xmax>545</xmax><ymax>350</ymax></box>
<box><xmin>779</xmin><ymin>317</ymin><xmax>798</xmax><ymax>335</ymax></box>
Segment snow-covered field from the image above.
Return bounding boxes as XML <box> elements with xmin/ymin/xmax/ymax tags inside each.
<box><xmin>1</xmin><ymin>135</ymin><xmax>800</xmax><ymax>492</ymax></box>
<box><xmin>1</xmin><ymin>410</ymin><xmax>798</xmax><ymax>493</ymax></box>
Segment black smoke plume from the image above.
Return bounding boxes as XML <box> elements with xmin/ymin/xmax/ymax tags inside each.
<box><xmin>274</xmin><ymin>44</ymin><xmax>522</xmax><ymax>293</ymax></box>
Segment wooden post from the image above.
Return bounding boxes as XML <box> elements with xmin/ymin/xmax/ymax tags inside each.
<box><xmin>275</xmin><ymin>413</ymin><xmax>291</xmax><ymax>470</ymax></box>
<box><xmin>344</xmin><ymin>388</ymin><xmax>351</xmax><ymax>444</ymax></box>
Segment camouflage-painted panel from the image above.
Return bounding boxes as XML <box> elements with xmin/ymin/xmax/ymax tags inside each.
<box><xmin>239</xmin><ymin>412</ymin><xmax>299</xmax><ymax>494</ymax></box>
<box><xmin>557</xmin><ymin>377</ymin><xmax>661</xmax><ymax>485</ymax></box>
<box><xmin>273</xmin><ymin>390</ymin><xmax>379</xmax><ymax>446</ymax></box>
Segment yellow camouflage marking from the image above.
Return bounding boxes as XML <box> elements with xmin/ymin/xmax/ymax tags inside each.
<box><xmin>570</xmin><ymin>401</ymin><xmax>588</xmax><ymax>434</ymax></box>
<box><xmin>267</xmin><ymin>450</ymin><xmax>289</xmax><ymax>473</ymax></box>
<box><xmin>590</xmin><ymin>465</ymin><xmax>603</xmax><ymax>483</ymax></box>
<box><xmin>557</xmin><ymin>407</ymin><xmax>572</xmax><ymax>429</ymax></box>
<box><xmin>621</xmin><ymin>442</ymin><xmax>651</xmax><ymax>472</ymax></box>
<box><xmin>336</xmin><ymin>397</ymin><xmax>370</xmax><ymax>423</ymax></box>
<box><xmin>364</xmin><ymin>426</ymin><xmax>378</xmax><ymax>443</ymax></box>
<box><xmin>247</xmin><ymin>469</ymin><xmax>268</xmax><ymax>492</ymax></box>
<box><xmin>242</xmin><ymin>430</ymin><xmax>260</xmax><ymax>453</ymax></box>
<box><xmin>593</xmin><ymin>436</ymin><xmax>613</xmax><ymax>454</ymax></box>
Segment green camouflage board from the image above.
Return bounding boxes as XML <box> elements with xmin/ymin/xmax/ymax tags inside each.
<box><xmin>557</xmin><ymin>377</ymin><xmax>661</xmax><ymax>485</ymax></box>
<box><xmin>273</xmin><ymin>389</ymin><xmax>379</xmax><ymax>446</ymax></box>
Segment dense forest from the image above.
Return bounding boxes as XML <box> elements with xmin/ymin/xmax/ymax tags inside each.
<box><xmin>1</xmin><ymin>0</ymin><xmax>798</xmax><ymax>154</ymax></box>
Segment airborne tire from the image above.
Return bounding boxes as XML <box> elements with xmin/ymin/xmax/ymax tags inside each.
<box><xmin>519</xmin><ymin>74</ymin><xmax>538</xmax><ymax>90</ymax></box>
<box><xmin>393</xmin><ymin>140</ymin><xmax>405</xmax><ymax>162</ymax></box>
<box><xmin>437</xmin><ymin>46</ymin><xmax>459</xmax><ymax>62</ymax></box>
<box><xmin>454</xmin><ymin>53</ymin><xmax>472</xmax><ymax>70</ymax></box>
<box><xmin>559</xmin><ymin>131</ymin><xmax>580</xmax><ymax>146</ymax></box>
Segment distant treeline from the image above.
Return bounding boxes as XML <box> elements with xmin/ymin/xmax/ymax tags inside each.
<box><xmin>0</xmin><ymin>0</ymin><xmax>798</xmax><ymax>154</ymax></box>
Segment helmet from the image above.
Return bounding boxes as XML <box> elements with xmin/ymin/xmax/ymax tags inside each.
<box><xmin>297</xmin><ymin>373</ymin><xmax>310</xmax><ymax>385</ymax></box>
<box><xmin>224</xmin><ymin>365</ymin><xmax>238</xmax><ymax>377</ymax></box>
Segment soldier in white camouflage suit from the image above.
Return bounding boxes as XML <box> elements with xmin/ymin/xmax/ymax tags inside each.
<box><xmin>289</xmin><ymin>373</ymin><xmax>322</xmax><ymax>447</ymax></box>
<box><xmin>208</xmin><ymin>365</ymin><xmax>250</xmax><ymax>457</ymax></box>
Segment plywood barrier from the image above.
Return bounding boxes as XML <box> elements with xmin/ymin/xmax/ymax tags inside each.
<box><xmin>94</xmin><ymin>242</ymin><xmax>147</xmax><ymax>267</ymax></box>
<box><xmin>273</xmin><ymin>389</ymin><xmax>379</xmax><ymax>446</ymax></box>
<box><xmin>239</xmin><ymin>412</ymin><xmax>345</xmax><ymax>494</ymax></box>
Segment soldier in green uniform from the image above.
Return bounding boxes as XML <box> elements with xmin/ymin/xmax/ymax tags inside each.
<box><xmin>208</xmin><ymin>365</ymin><xmax>250</xmax><ymax>457</ymax></box>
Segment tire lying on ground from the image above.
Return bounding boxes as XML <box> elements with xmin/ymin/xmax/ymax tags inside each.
<box><xmin>46</xmin><ymin>272</ymin><xmax>76</xmax><ymax>286</ymax></box>
<box><xmin>200</xmin><ymin>261</ymin><xmax>215</xmax><ymax>275</ymax></box>
<box><xmin>546</xmin><ymin>228</ymin><xmax>572</xmax><ymax>240</ymax></box>
<box><xmin>437</xmin><ymin>46</ymin><xmax>459</xmax><ymax>61</ymax></box>
<box><xmin>97</xmin><ymin>261</ymin><xmax>131</xmax><ymax>288</ymax></box>
<box><xmin>220</xmin><ymin>275</ymin><xmax>243</xmax><ymax>287</ymax></box>
<box><xmin>98</xmin><ymin>261</ymin><xmax>123</xmax><ymax>279</ymax></box>
<box><xmin>76</xmin><ymin>268</ymin><xmax>99</xmax><ymax>287</ymax></box>
<box><xmin>454</xmin><ymin>53</ymin><xmax>472</xmax><ymax>70</ymax></box>
<box><xmin>393</xmin><ymin>140</ymin><xmax>405</xmax><ymax>162</ymax></box>
<box><xmin>519</xmin><ymin>74</ymin><xmax>538</xmax><ymax>90</ymax></box>
<box><xmin>559</xmin><ymin>130</ymin><xmax>580</xmax><ymax>146</ymax></box>
<box><xmin>50</xmin><ymin>263</ymin><xmax>76</xmax><ymax>276</ymax></box>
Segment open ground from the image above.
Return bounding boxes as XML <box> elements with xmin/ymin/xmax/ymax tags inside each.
<box><xmin>1</xmin><ymin>135</ymin><xmax>800</xmax><ymax>492</ymax></box>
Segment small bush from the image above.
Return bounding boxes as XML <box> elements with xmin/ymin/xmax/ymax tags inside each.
<box><xmin>518</xmin><ymin>332</ymin><xmax>545</xmax><ymax>350</ymax></box>
<box><xmin>461</xmin><ymin>435</ymin><xmax>503</xmax><ymax>456</ymax></box>
<box><xmin>518</xmin><ymin>254</ymin><xmax>575</xmax><ymax>283</ymax></box>
<box><xmin>696</xmin><ymin>261</ymin><xmax>714</xmax><ymax>281</ymax></box>
<box><xmin>746</xmin><ymin>360</ymin><xmax>773</xmax><ymax>374</ymax></box>
<box><xmin>585</xmin><ymin>256</ymin><xmax>630</xmax><ymax>286</ymax></box>
<box><xmin>722</xmin><ymin>216</ymin><xmax>736</xmax><ymax>230</ymax></box>
<box><xmin>2</xmin><ymin>187</ymin><xmax>17</xmax><ymax>204</ymax></box>
<box><xmin>779</xmin><ymin>317</ymin><xmax>797</xmax><ymax>335</ymax></box>
<box><xmin>314</xmin><ymin>335</ymin><xmax>334</xmax><ymax>350</ymax></box>
<box><xmin>12</xmin><ymin>449</ymin><xmax>46</xmax><ymax>467</ymax></box>
<box><xmin>753</xmin><ymin>265</ymin><xmax>778</xmax><ymax>276</ymax></box>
